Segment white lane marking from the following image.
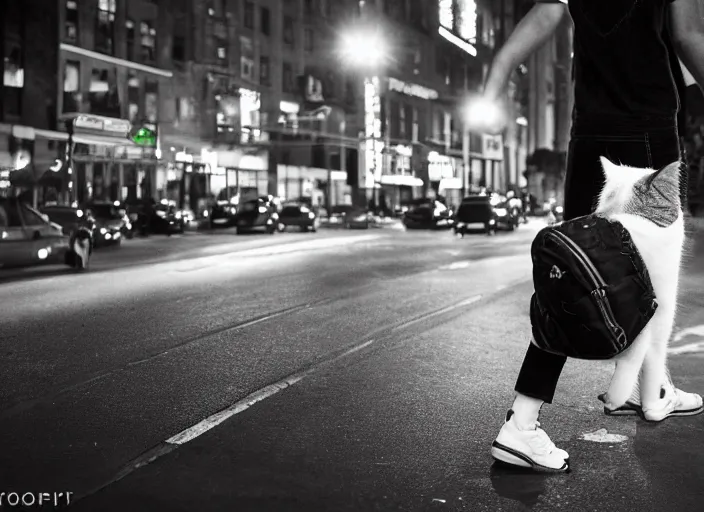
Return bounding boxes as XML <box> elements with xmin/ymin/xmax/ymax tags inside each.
<box><xmin>669</xmin><ymin>341</ymin><xmax>704</xmax><ymax>355</ymax></box>
<box><xmin>580</xmin><ymin>429</ymin><xmax>629</xmax><ymax>443</ymax></box>
<box><xmin>673</xmin><ymin>324</ymin><xmax>704</xmax><ymax>343</ymax></box>
<box><xmin>167</xmin><ymin>293</ymin><xmax>485</xmax><ymax>446</ymax></box>
<box><xmin>390</xmin><ymin>295</ymin><xmax>482</xmax><ymax>332</ymax></box>
<box><xmin>668</xmin><ymin>324</ymin><xmax>704</xmax><ymax>355</ymax></box>
<box><xmin>439</xmin><ymin>261</ymin><xmax>471</xmax><ymax>270</ymax></box>
<box><xmin>166</xmin><ymin>339</ymin><xmax>375</xmax><ymax>445</ymax></box>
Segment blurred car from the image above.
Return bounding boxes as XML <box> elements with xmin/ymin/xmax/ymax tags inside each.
<box><xmin>234</xmin><ymin>195</ymin><xmax>279</xmax><ymax>234</ymax></box>
<box><xmin>277</xmin><ymin>203</ymin><xmax>320</xmax><ymax>232</ymax></box>
<box><xmin>453</xmin><ymin>194</ymin><xmax>518</xmax><ymax>236</ymax></box>
<box><xmin>41</xmin><ymin>204</ymin><xmax>97</xmax><ymax>245</ymax></box>
<box><xmin>328</xmin><ymin>205</ymin><xmax>371</xmax><ymax>229</ymax></box>
<box><xmin>210</xmin><ymin>200</ymin><xmax>238</xmax><ymax>228</ymax></box>
<box><xmin>83</xmin><ymin>202</ymin><xmax>125</xmax><ymax>247</ymax></box>
<box><xmin>0</xmin><ymin>197</ymin><xmax>91</xmax><ymax>270</ymax></box>
<box><xmin>153</xmin><ymin>201</ymin><xmax>186</xmax><ymax>235</ymax></box>
<box><xmin>402</xmin><ymin>198</ymin><xmax>454</xmax><ymax>230</ymax></box>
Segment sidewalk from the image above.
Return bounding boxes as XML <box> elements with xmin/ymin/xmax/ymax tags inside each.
<box><xmin>70</xmin><ymin>247</ymin><xmax>704</xmax><ymax>511</ymax></box>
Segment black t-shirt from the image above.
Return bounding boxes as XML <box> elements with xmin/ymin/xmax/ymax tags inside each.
<box><xmin>535</xmin><ymin>0</ymin><xmax>684</xmax><ymax>123</ymax></box>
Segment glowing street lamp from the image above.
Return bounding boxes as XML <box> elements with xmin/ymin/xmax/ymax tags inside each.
<box><xmin>337</xmin><ymin>27</ymin><xmax>390</xmax><ymax>70</ymax></box>
<box><xmin>464</xmin><ymin>96</ymin><xmax>505</xmax><ymax>132</ymax></box>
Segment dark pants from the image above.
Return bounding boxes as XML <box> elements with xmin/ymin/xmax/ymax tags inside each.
<box><xmin>514</xmin><ymin>114</ymin><xmax>684</xmax><ymax>403</ymax></box>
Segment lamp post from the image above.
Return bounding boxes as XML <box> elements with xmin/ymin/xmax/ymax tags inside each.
<box><xmin>337</xmin><ymin>25</ymin><xmax>391</xmax><ymax>211</ymax></box>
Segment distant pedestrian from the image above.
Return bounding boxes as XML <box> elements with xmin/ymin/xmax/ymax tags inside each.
<box><xmin>480</xmin><ymin>0</ymin><xmax>704</xmax><ymax>472</ymax></box>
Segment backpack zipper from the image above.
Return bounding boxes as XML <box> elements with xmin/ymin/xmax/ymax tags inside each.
<box><xmin>545</xmin><ymin>229</ymin><xmax>625</xmax><ymax>345</ymax></box>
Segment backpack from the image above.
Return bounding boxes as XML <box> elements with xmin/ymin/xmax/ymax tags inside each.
<box><xmin>529</xmin><ymin>214</ymin><xmax>659</xmax><ymax>360</ymax></box>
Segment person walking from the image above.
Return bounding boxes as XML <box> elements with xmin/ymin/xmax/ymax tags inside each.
<box><xmin>480</xmin><ymin>0</ymin><xmax>704</xmax><ymax>472</ymax></box>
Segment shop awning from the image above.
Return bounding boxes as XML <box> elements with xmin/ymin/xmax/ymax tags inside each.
<box><xmin>72</xmin><ymin>133</ymin><xmax>133</xmax><ymax>146</ymax></box>
<box><xmin>379</xmin><ymin>175</ymin><xmax>424</xmax><ymax>187</ymax></box>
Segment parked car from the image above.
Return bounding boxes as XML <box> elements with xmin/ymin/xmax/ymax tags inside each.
<box><xmin>328</xmin><ymin>205</ymin><xmax>372</xmax><ymax>229</ymax></box>
<box><xmin>152</xmin><ymin>201</ymin><xmax>186</xmax><ymax>235</ymax></box>
<box><xmin>277</xmin><ymin>203</ymin><xmax>320</xmax><ymax>232</ymax></box>
<box><xmin>453</xmin><ymin>194</ymin><xmax>519</xmax><ymax>236</ymax></box>
<box><xmin>234</xmin><ymin>195</ymin><xmax>279</xmax><ymax>234</ymax></box>
<box><xmin>83</xmin><ymin>202</ymin><xmax>125</xmax><ymax>247</ymax></box>
<box><xmin>210</xmin><ymin>200</ymin><xmax>238</xmax><ymax>228</ymax></box>
<box><xmin>41</xmin><ymin>204</ymin><xmax>97</xmax><ymax>245</ymax></box>
<box><xmin>402</xmin><ymin>199</ymin><xmax>454</xmax><ymax>230</ymax></box>
<box><xmin>0</xmin><ymin>197</ymin><xmax>92</xmax><ymax>271</ymax></box>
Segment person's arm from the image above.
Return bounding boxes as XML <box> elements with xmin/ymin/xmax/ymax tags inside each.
<box><xmin>670</xmin><ymin>0</ymin><xmax>704</xmax><ymax>91</ymax></box>
<box><xmin>483</xmin><ymin>1</ymin><xmax>568</xmax><ymax>101</ymax></box>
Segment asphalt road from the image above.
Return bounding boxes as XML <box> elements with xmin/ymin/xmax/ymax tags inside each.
<box><xmin>1</xmin><ymin>219</ymin><xmax>704</xmax><ymax>511</ymax></box>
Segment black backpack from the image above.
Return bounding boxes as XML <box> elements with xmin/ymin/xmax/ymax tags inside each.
<box><xmin>529</xmin><ymin>214</ymin><xmax>659</xmax><ymax>360</ymax></box>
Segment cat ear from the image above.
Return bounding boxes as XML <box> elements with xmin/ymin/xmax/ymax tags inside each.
<box><xmin>649</xmin><ymin>161</ymin><xmax>681</xmax><ymax>188</ymax></box>
<box><xmin>600</xmin><ymin>156</ymin><xmax>616</xmax><ymax>177</ymax></box>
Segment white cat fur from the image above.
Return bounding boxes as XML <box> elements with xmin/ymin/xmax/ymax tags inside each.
<box><xmin>596</xmin><ymin>156</ymin><xmax>684</xmax><ymax>410</ymax></box>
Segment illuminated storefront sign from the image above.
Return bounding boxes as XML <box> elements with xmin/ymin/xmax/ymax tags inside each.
<box><xmin>364</xmin><ymin>77</ymin><xmax>384</xmax><ymax>188</ymax></box>
<box><xmin>438</xmin><ymin>0</ymin><xmax>477</xmax><ymax>56</ymax></box>
<box><xmin>388</xmin><ymin>77</ymin><xmax>439</xmax><ymax>101</ymax></box>
<box><xmin>428</xmin><ymin>151</ymin><xmax>455</xmax><ymax>181</ymax></box>
<box><xmin>239</xmin><ymin>87</ymin><xmax>261</xmax><ymax>143</ymax></box>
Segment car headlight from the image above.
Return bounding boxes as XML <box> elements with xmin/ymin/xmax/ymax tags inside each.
<box><xmin>258</xmin><ymin>206</ymin><xmax>267</xmax><ymax>214</ymax></box>
<box><xmin>100</xmin><ymin>227</ymin><xmax>107</xmax><ymax>234</ymax></box>
<box><xmin>308</xmin><ymin>212</ymin><xmax>315</xmax><ymax>219</ymax></box>
<box><xmin>156</xmin><ymin>210</ymin><xmax>166</xmax><ymax>218</ymax></box>
<box><xmin>494</xmin><ymin>208</ymin><xmax>508</xmax><ymax>217</ymax></box>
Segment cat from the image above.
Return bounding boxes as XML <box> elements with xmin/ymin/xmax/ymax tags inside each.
<box><xmin>595</xmin><ymin>156</ymin><xmax>684</xmax><ymax>414</ymax></box>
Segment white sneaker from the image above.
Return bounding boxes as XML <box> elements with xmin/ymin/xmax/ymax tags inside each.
<box><xmin>491</xmin><ymin>410</ymin><xmax>569</xmax><ymax>472</ymax></box>
<box><xmin>642</xmin><ymin>385</ymin><xmax>704</xmax><ymax>422</ymax></box>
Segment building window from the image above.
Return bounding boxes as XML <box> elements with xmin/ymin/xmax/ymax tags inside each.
<box><xmin>217</xmin><ymin>44</ymin><xmax>227</xmax><ymax>61</ymax></box>
<box><xmin>412</xmin><ymin>107</ymin><xmax>419</xmax><ymax>143</ymax></box>
<box><xmin>260</xmin><ymin>56</ymin><xmax>270</xmax><ymax>85</ymax></box>
<box><xmin>127</xmin><ymin>72</ymin><xmax>140</xmax><ymax>123</ymax></box>
<box><xmin>304</xmin><ymin>28</ymin><xmax>314</xmax><ymax>52</ymax></box>
<box><xmin>62</xmin><ymin>61</ymin><xmax>80</xmax><ymax>114</ymax></box>
<box><xmin>240</xmin><ymin>36</ymin><xmax>254</xmax><ymax>82</ymax></box>
<box><xmin>244</xmin><ymin>1</ymin><xmax>254</xmax><ymax>29</ymax></box>
<box><xmin>260</xmin><ymin>7</ymin><xmax>271</xmax><ymax>35</ymax></box>
<box><xmin>304</xmin><ymin>0</ymin><xmax>314</xmax><ymax>16</ymax></box>
<box><xmin>126</xmin><ymin>20</ymin><xmax>136</xmax><ymax>61</ymax></box>
<box><xmin>175</xmin><ymin>97</ymin><xmax>194</xmax><ymax>122</ymax></box>
<box><xmin>89</xmin><ymin>68</ymin><xmax>120</xmax><ymax>118</ymax></box>
<box><xmin>399</xmin><ymin>104</ymin><xmax>406</xmax><ymax>138</ymax></box>
<box><xmin>241</xmin><ymin>57</ymin><xmax>254</xmax><ymax>82</ymax></box>
<box><xmin>96</xmin><ymin>0</ymin><xmax>117</xmax><ymax>55</ymax></box>
<box><xmin>173</xmin><ymin>34</ymin><xmax>185</xmax><ymax>62</ymax></box>
<box><xmin>282</xmin><ymin>62</ymin><xmax>294</xmax><ymax>93</ymax></box>
<box><xmin>66</xmin><ymin>0</ymin><xmax>79</xmax><ymax>43</ymax></box>
<box><xmin>145</xmin><ymin>80</ymin><xmax>159</xmax><ymax>123</ymax></box>
<box><xmin>141</xmin><ymin>22</ymin><xmax>157</xmax><ymax>62</ymax></box>
<box><xmin>283</xmin><ymin>16</ymin><xmax>294</xmax><ymax>46</ymax></box>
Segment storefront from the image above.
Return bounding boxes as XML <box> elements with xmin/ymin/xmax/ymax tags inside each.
<box><xmin>277</xmin><ymin>165</ymin><xmax>349</xmax><ymax>207</ymax></box>
<box><xmin>0</xmin><ymin>124</ymin><xmax>72</xmax><ymax>206</ymax></box>
<box><xmin>427</xmin><ymin>150</ymin><xmax>463</xmax><ymax>207</ymax></box>
<box><xmin>63</xmin><ymin>114</ymin><xmax>156</xmax><ymax>206</ymax></box>
<box><xmin>214</xmin><ymin>147</ymin><xmax>270</xmax><ymax>202</ymax></box>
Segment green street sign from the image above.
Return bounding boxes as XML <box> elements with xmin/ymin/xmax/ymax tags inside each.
<box><xmin>130</xmin><ymin>126</ymin><xmax>157</xmax><ymax>147</ymax></box>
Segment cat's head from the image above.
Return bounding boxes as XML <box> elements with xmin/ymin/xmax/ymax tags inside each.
<box><xmin>595</xmin><ymin>156</ymin><xmax>681</xmax><ymax>226</ymax></box>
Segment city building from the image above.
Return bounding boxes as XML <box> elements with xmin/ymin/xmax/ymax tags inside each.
<box><xmin>0</xmin><ymin>0</ymin><xmax>65</xmax><ymax>204</ymax></box>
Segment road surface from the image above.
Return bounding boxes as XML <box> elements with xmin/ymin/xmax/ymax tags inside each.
<box><xmin>1</xmin><ymin>219</ymin><xmax>703</xmax><ymax>511</ymax></box>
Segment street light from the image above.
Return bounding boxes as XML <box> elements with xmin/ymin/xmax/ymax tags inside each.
<box><xmin>337</xmin><ymin>26</ymin><xmax>391</xmax><ymax>210</ymax></box>
<box><xmin>337</xmin><ymin>28</ymin><xmax>390</xmax><ymax>70</ymax></box>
